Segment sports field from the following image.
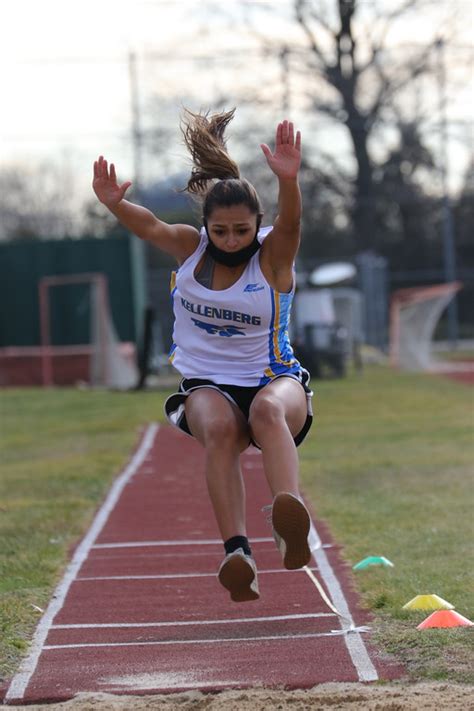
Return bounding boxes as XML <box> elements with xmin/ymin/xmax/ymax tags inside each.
<box><xmin>1</xmin><ymin>365</ymin><xmax>473</xmax><ymax>707</ymax></box>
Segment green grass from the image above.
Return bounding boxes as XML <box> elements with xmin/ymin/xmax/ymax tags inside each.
<box><xmin>0</xmin><ymin>387</ymin><xmax>170</xmax><ymax>684</ymax></box>
<box><xmin>300</xmin><ymin>367</ymin><xmax>474</xmax><ymax>682</ymax></box>
<box><xmin>0</xmin><ymin>368</ymin><xmax>473</xmax><ymax>685</ymax></box>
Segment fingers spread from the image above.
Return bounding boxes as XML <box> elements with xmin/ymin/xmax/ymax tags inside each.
<box><xmin>275</xmin><ymin>121</ymin><xmax>300</xmax><ymax>147</ymax></box>
<box><xmin>276</xmin><ymin>122</ymin><xmax>282</xmax><ymax>147</ymax></box>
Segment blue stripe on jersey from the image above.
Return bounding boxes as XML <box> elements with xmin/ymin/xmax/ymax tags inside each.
<box><xmin>258</xmin><ymin>361</ymin><xmax>301</xmax><ymax>386</ymax></box>
<box><xmin>262</xmin><ymin>289</ymin><xmax>299</xmax><ymax>384</ymax></box>
<box><xmin>168</xmin><ymin>342</ymin><xmax>177</xmax><ymax>363</ymax></box>
<box><xmin>276</xmin><ymin>292</ymin><xmax>296</xmax><ymax>365</ymax></box>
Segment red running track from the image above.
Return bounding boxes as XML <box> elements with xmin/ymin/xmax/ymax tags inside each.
<box><xmin>4</xmin><ymin>424</ymin><xmax>403</xmax><ymax>705</ymax></box>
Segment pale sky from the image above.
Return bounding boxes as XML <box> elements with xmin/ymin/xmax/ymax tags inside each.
<box><xmin>1</xmin><ymin>0</ymin><xmax>473</xmax><ymax>207</ymax></box>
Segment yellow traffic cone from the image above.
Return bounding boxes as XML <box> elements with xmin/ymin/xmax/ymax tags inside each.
<box><xmin>403</xmin><ymin>594</ymin><xmax>454</xmax><ymax>611</ymax></box>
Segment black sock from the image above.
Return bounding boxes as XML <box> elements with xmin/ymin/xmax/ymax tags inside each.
<box><xmin>224</xmin><ymin>535</ymin><xmax>251</xmax><ymax>557</ymax></box>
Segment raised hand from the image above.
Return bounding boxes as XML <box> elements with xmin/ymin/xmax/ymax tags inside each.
<box><xmin>92</xmin><ymin>156</ymin><xmax>132</xmax><ymax>207</ymax></box>
<box><xmin>260</xmin><ymin>120</ymin><xmax>301</xmax><ymax>180</ymax></box>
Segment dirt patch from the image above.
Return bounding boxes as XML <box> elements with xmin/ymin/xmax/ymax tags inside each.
<box><xmin>4</xmin><ymin>683</ymin><xmax>474</xmax><ymax>710</ymax></box>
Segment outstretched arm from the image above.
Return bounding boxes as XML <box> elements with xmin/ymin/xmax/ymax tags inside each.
<box><xmin>92</xmin><ymin>156</ymin><xmax>198</xmax><ymax>262</ymax></box>
<box><xmin>260</xmin><ymin>121</ymin><xmax>302</xmax><ymax>275</ymax></box>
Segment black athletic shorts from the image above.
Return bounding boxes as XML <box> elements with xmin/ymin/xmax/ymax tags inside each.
<box><xmin>164</xmin><ymin>369</ymin><xmax>313</xmax><ymax>449</ymax></box>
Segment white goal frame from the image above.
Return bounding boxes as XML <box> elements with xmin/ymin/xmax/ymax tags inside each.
<box><xmin>39</xmin><ymin>273</ymin><xmax>108</xmax><ymax>387</ymax></box>
<box><xmin>389</xmin><ymin>281</ymin><xmax>462</xmax><ymax>371</ymax></box>
<box><xmin>39</xmin><ymin>272</ymin><xmax>137</xmax><ymax>388</ymax></box>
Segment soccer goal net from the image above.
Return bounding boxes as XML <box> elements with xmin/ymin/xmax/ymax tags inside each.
<box><xmin>39</xmin><ymin>273</ymin><xmax>138</xmax><ymax>389</ymax></box>
<box><xmin>389</xmin><ymin>282</ymin><xmax>462</xmax><ymax>371</ymax></box>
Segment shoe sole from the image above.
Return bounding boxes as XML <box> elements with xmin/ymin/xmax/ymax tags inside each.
<box><xmin>218</xmin><ymin>555</ymin><xmax>259</xmax><ymax>602</ymax></box>
<box><xmin>272</xmin><ymin>493</ymin><xmax>311</xmax><ymax>570</ymax></box>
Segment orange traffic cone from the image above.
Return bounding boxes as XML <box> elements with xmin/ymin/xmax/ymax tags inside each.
<box><xmin>417</xmin><ymin>610</ymin><xmax>473</xmax><ymax>630</ymax></box>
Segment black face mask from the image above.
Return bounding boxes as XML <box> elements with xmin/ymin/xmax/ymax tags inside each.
<box><xmin>204</xmin><ymin>218</ymin><xmax>262</xmax><ymax>268</ymax></box>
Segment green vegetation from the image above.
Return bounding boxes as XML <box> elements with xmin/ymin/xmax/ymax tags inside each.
<box><xmin>0</xmin><ymin>368</ymin><xmax>473</xmax><ymax>684</ymax></box>
<box><xmin>0</xmin><ymin>386</ymin><xmax>168</xmax><ymax>683</ymax></box>
<box><xmin>300</xmin><ymin>367</ymin><xmax>473</xmax><ymax>682</ymax></box>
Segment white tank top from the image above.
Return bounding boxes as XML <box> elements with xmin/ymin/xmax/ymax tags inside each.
<box><xmin>168</xmin><ymin>226</ymin><xmax>301</xmax><ymax>386</ymax></box>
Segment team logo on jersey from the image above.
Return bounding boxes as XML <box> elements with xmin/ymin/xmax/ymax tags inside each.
<box><xmin>191</xmin><ymin>318</ymin><xmax>246</xmax><ymax>337</ymax></box>
<box><xmin>244</xmin><ymin>283</ymin><xmax>265</xmax><ymax>292</ymax></box>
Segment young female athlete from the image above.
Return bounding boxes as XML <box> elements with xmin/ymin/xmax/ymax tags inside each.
<box><xmin>92</xmin><ymin>109</ymin><xmax>313</xmax><ymax>603</ymax></box>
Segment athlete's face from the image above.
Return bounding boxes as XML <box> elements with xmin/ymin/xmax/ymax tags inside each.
<box><xmin>207</xmin><ymin>204</ymin><xmax>258</xmax><ymax>252</ymax></box>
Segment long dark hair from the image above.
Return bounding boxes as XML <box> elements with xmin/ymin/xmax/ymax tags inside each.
<box><xmin>181</xmin><ymin>108</ymin><xmax>263</xmax><ymax>222</ymax></box>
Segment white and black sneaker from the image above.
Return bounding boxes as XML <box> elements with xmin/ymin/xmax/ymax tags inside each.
<box><xmin>218</xmin><ymin>548</ymin><xmax>259</xmax><ymax>602</ymax></box>
<box><xmin>271</xmin><ymin>492</ymin><xmax>311</xmax><ymax>570</ymax></box>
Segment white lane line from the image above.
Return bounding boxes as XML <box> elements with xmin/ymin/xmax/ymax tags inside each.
<box><xmin>92</xmin><ymin>537</ymin><xmax>273</xmax><ymax>549</ymax></box>
<box><xmin>76</xmin><ymin>567</ymin><xmax>319</xmax><ymax>581</ymax></box>
<box><xmin>92</xmin><ymin>538</ymin><xmax>332</xmax><ymax>550</ymax></box>
<box><xmin>308</xmin><ymin>523</ymin><xmax>379</xmax><ymax>682</ymax></box>
<box><xmin>4</xmin><ymin>423</ymin><xmax>160</xmax><ymax>705</ymax></box>
<box><xmin>43</xmin><ymin>631</ymin><xmax>348</xmax><ymax>650</ymax></box>
<box><xmin>87</xmin><ymin>547</ymin><xmax>332</xmax><ymax>562</ymax></box>
<box><xmin>52</xmin><ymin>612</ymin><xmax>335</xmax><ymax>630</ymax></box>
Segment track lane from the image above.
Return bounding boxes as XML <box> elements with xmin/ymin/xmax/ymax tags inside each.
<box><xmin>4</xmin><ymin>423</ymin><xmax>403</xmax><ymax>705</ymax></box>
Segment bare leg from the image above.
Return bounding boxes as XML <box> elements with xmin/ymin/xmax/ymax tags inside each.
<box><xmin>249</xmin><ymin>378</ymin><xmax>311</xmax><ymax>569</ymax></box>
<box><xmin>248</xmin><ymin>378</ymin><xmax>307</xmax><ymax>497</ymax></box>
<box><xmin>185</xmin><ymin>388</ymin><xmax>250</xmax><ymax>541</ymax></box>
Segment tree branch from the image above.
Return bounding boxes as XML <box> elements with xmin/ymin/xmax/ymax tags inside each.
<box><xmin>369</xmin><ymin>40</ymin><xmax>437</xmax><ymax>120</ymax></box>
<box><xmin>356</xmin><ymin>0</ymin><xmax>433</xmax><ymax>76</ymax></box>
<box><xmin>294</xmin><ymin>0</ymin><xmax>331</xmax><ymax>72</ymax></box>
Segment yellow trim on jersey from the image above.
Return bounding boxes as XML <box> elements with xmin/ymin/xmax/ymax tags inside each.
<box><xmin>170</xmin><ymin>271</ymin><xmax>177</xmax><ymax>292</ymax></box>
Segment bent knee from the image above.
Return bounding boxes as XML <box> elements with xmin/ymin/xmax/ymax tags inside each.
<box><xmin>249</xmin><ymin>394</ymin><xmax>285</xmax><ymax>431</ymax></box>
<box><xmin>194</xmin><ymin>413</ymin><xmax>245</xmax><ymax>449</ymax></box>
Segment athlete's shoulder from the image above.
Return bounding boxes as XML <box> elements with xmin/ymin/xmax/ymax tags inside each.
<box><xmin>176</xmin><ymin>226</ymin><xmax>207</xmax><ymax>267</ymax></box>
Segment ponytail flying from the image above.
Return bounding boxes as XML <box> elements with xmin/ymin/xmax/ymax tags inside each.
<box><xmin>181</xmin><ymin>107</ymin><xmax>263</xmax><ymax>224</ymax></box>
<box><xmin>181</xmin><ymin>108</ymin><xmax>240</xmax><ymax>195</ymax></box>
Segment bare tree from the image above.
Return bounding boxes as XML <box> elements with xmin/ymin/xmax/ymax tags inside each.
<box><xmin>234</xmin><ymin>0</ymin><xmax>462</xmax><ymax>251</ymax></box>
